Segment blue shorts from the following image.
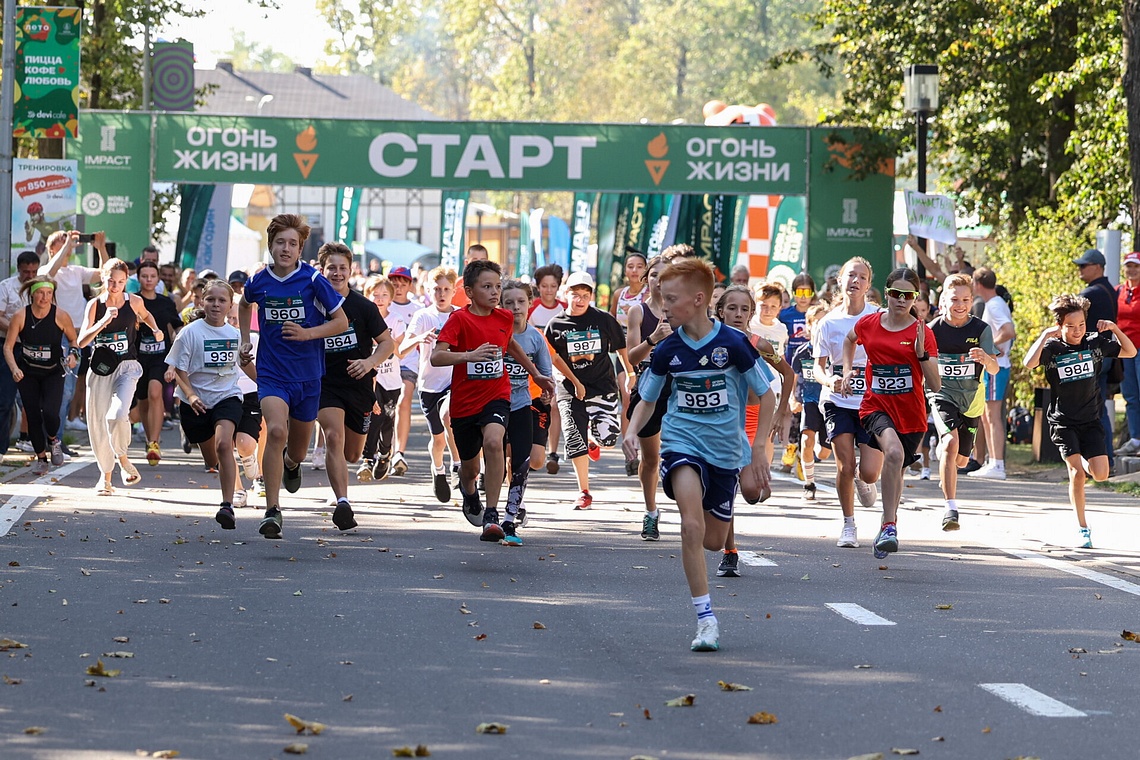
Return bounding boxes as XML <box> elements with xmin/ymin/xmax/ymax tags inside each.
<box><xmin>823</xmin><ymin>401</ymin><xmax>872</xmax><ymax>446</ymax></box>
<box><xmin>660</xmin><ymin>452</ymin><xmax>739</xmax><ymax>523</ymax></box>
<box><xmin>984</xmin><ymin>367</ymin><xmax>1010</xmax><ymax>402</ymax></box>
<box><xmin>259</xmin><ymin>378</ymin><xmax>321</xmax><ymax>423</ymax></box>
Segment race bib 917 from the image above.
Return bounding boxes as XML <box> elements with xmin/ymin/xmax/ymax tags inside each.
<box><xmin>871</xmin><ymin>364</ymin><xmax>914</xmax><ymax>395</ymax></box>
<box><xmin>264</xmin><ymin>296</ymin><xmax>306</xmax><ymax>323</ymax></box>
<box><xmin>139</xmin><ymin>336</ymin><xmax>166</xmax><ymax>354</ymax></box>
<box><xmin>1056</xmin><ymin>351</ymin><xmax>1095</xmax><ymax>383</ymax></box>
<box><xmin>675</xmin><ymin>375</ymin><xmax>728</xmax><ymax>414</ymax></box>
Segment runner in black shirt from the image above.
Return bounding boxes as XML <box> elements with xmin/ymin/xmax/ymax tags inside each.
<box><xmin>134</xmin><ymin>261</ymin><xmax>182</xmax><ymax>466</ymax></box>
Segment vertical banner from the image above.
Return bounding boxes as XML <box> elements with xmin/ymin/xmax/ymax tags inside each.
<box><xmin>439</xmin><ymin>190</ymin><xmax>468</xmax><ymax>271</ymax></box>
<box><xmin>737</xmin><ymin>194</ymin><xmax>782</xmax><ymax>280</ymax></box>
<box><xmin>176</xmin><ymin>185</ymin><xmax>215</xmax><ymax>270</ymax></box>
<box><xmin>515</xmin><ymin>211</ymin><xmax>532</xmax><ymax>279</ymax></box>
<box><xmin>671</xmin><ymin>194</ymin><xmax>740</xmax><ymax>281</ymax></box>
<box><xmin>77</xmin><ymin>112</ymin><xmax>153</xmax><ymax>261</ymax></box>
<box><xmin>11</xmin><ymin>158</ymin><xmax>78</xmax><ymax>267</ymax></box>
<box><xmin>569</xmin><ymin>192</ymin><xmax>594</xmax><ymax>274</ymax></box>
<box><xmin>644</xmin><ymin>194</ymin><xmax>672</xmax><ymax>257</ymax></box>
<box><xmin>335</xmin><ymin>187</ymin><xmax>362</xmax><ymax>246</ymax></box>
<box><xmin>594</xmin><ymin>193</ymin><xmax>621</xmax><ymax>308</ymax></box>
<box><xmin>528</xmin><ymin>208</ymin><xmax>545</xmax><ymax>270</ymax></box>
<box><xmin>192</xmin><ymin>185</ymin><xmax>233</xmax><ymax>274</ymax></box>
<box><xmin>547</xmin><ymin>216</ymin><xmax>570</xmax><ymax>273</ymax></box>
<box><xmin>150</xmin><ymin>41</ymin><xmax>196</xmax><ymax>112</ymax></box>
<box><xmin>767</xmin><ymin>196</ymin><xmax>807</xmax><ymax>289</ymax></box>
<box><xmin>13</xmin><ymin>7</ymin><xmax>81</xmax><ymax>139</ymax></box>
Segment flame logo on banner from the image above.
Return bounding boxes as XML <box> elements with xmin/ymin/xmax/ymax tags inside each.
<box><xmin>645</xmin><ymin>133</ymin><xmax>669</xmax><ymax>186</ymax></box>
<box><xmin>294</xmin><ymin>126</ymin><xmax>319</xmax><ymax>179</ymax></box>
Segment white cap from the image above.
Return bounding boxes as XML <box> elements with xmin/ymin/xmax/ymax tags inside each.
<box><xmin>565</xmin><ymin>271</ymin><xmax>595</xmax><ymax>291</ymax></box>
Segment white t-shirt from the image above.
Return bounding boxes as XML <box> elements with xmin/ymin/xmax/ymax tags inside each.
<box><xmin>388</xmin><ymin>299</ymin><xmax>420</xmax><ymax>373</ymax></box>
<box><xmin>408</xmin><ymin>306</ymin><xmax>455</xmax><ymax>393</ymax></box>
<box><xmin>528</xmin><ymin>302</ymin><xmax>564</xmax><ymax>329</ymax></box>
<box><xmin>40</xmin><ymin>265</ymin><xmax>98</xmax><ymax>329</ymax></box>
<box><xmin>813</xmin><ymin>302</ymin><xmax>879</xmax><ymax>410</ymax></box>
<box><xmin>237</xmin><ymin>332</ymin><xmax>258</xmax><ymax>396</ymax></box>
<box><xmin>982</xmin><ymin>295</ymin><xmax>1014</xmax><ymax>368</ymax></box>
<box><xmin>167</xmin><ymin>319</ymin><xmax>243</xmax><ymax>409</ymax></box>
<box><xmin>376</xmin><ymin>310</ymin><xmax>404</xmax><ymax>392</ymax></box>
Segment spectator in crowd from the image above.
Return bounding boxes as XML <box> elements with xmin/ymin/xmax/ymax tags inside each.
<box><xmin>228</xmin><ymin>270</ymin><xmax>248</xmax><ymax>297</ymax></box>
<box><xmin>1074</xmin><ymin>249</ymin><xmax>1119</xmax><ymax>466</ymax></box>
<box><xmin>127</xmin><ymin>245</ymin><xmax>166</xmax><ymax>294</ymax></box>
<box><xmin>1115</xmin><ymin>252</ymin><xmax>1140</xmax><ymax>456</ymax></box>
<box><xmin>730</xmin><ymin>264</ymin><xmax>750</xmax><ymax>287</ymax></box>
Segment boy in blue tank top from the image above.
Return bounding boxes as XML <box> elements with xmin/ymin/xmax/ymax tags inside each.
<box><xmin>239</xmin><ymin>214</ymin><xmax>348</xmax><ymax>539</ymax></box>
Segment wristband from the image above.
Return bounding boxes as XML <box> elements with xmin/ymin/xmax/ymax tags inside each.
<box><xmin>646</xmin><ymin>336</ymin><xmax>657</xmax><ymax>347</ymax></box>
<box><xmin>918</xmin><ymin>353</ymin><xmax>931</xmax><ymax>362</ymax></box>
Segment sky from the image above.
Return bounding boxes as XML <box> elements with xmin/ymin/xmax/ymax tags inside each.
<box><xmin>155</xmin><ymin>0</ymin><xmax>339</xmax><ymax>69</ymax></box>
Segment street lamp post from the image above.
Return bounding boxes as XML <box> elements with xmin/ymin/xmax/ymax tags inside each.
<box><xmin>904</xmin><ymin>64</ymin><xmax>939</xmax><ymax>280</ymax></box>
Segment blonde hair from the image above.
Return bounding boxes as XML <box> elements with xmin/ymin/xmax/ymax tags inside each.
<box><xmin>427</xmin><ymin>266</ymin><xmax>458</xmax><ymax>285</ymax></box>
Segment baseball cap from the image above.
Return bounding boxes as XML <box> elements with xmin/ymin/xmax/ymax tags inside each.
<box><xmin>1073</xmin><ymin>249</ymin><xmax>1106</xmax><ymax>267</ymax></box>
<box><xmin>228</xmin><ymin>270</ymin><xmax>249</xmax><ymax>285</ymax></box>
<box><xmin>199</xmin><ymin>268</ymin><xmax>220</xmax><ymax>280</ymax></box>
<box><xmin>388</xmin><ymin>266</ymin><xmax>413</xmax><ymax>280</ymax></box>
<box><xmin>565</xmin><ymin>271</ymin><xmax>595</xmax><ymax>291</ymax></box>
<box><xmin>1124</xmin><ymin>252</ymin><xmax>1140</xmax><ymax>266</ymax></box>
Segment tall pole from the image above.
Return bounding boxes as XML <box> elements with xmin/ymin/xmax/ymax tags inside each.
<box><xmin>142</xmin><ymin>0</ymin><xmax>151</xmax><ymax>110</ymax></box>
<box><xmin>1</xmin><ymin>0</ymin><xmax>18</xmax><ymax>273</ymax></box>
<box><xmin>916</xmin><ymin>109</ymin><xmax>928</xmax><ymax>280</ymax></box>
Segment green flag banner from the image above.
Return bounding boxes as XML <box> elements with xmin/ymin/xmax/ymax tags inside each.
<box><xmin>176</xmin><ymin>185</ymin><xmax>216</xmax><ymax>270</ymax></box>
<box><xmin>14</xmin><ymin>7</ymin><xmax>81</xmax><ymax>139</ymax></box>
<box><xmin>671</xmin><ymin>194</ymin><xmax>741</xmax><ymax>282</ymax></box>
<box><xmin>439</xmin><ymin>190</ymin><xmax>468</xmax><ymax>271</ymax></box>
<box><xmin>644</xmin><ymin>194</ymin><xmax>672</xmax><ymax>257</ymax></box>
<box><xmin>76</xmin><ymin>112</ymin><xmax>152</xmax><ymax>260</ymax></box>
<box><xmin>334</xmin><ymin>187</ymin><xmax>362</xmax><ymax>246</ymax></box>
<box><xmin>594</xmin><ymin>194</ymin><xmax>621</xmax><ymax>308</ymax></box>
<box><xmin>767</xmin><ymin>196</ymin><xmax>807</xmax><ymax>289</ymax></box>
<box><xmin>515</xmin><ymin>211</ymin><xmax>531</xmax><ymax>279</ymax></box>
<box><xmin>569</xmin><ymin>192</ymin><xmax>594</xmax><ymax>273</ymax></box>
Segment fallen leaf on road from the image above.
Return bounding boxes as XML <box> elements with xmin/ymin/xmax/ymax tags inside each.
<box><xmin>934</xmin><ymin>604</ymin><xmax>953</xmax><ymax>610</ymax></box>
<box><xmin>474</xmin><ymin>634</ymin><xmax>487</xmax><ymax>641</ymax></box>
<box><xmin>847</xmin><ymin>755</ymin><xmax>884</xmax><ymax>760</ymax></box>
<box><xmin>460</xmin><ymin>604</ymin><xmax>472</xmax><ymax>615</ymax></box>
<box><xmin>891</xmin><ymin>750</ymin><xmax>919</xmax><ymax>756</ymax></box>
<box><xmin>80</xmin><ymin>568</ymin><xmax>91</xmax><ymax>576</ymax></box>
<box><xmin>284</xmin><ymin>713</ymin><xmax>326</xmax><ymax>735</ymax></box>
<box><xmin>23</xmin><ymin>726</ymin><xmax>45</xmax><ymax>735</ymax></box>
<box><xmin>342</xmin><ymin>694</ymin><xmax>353</xmax><ymax>702</ymax></box>
<box><xmin>747</xmin><ymin>711</ymin><xmax>778</xmax><ymax>724</ymax></box>
<box><xmin>8</xmin><ymin>561</ymin><xmax>19</xmax><ymax>567</ymax></box>
<box><xmin>801</xmin><ymin>574</ymin><xmax>810</xmax><ymax>580</ymax></box>
<box><xmin>664</xmin><ymin>694</ymin><xmax>695</xmax><ymax>707</ymax></box>
<box><xmin>717</xmin><ymin>680</ymin><xmax>752</xmax><ymax>691</ymax></box>
<box><xmin>159</xmin><ymin>599</ymin><xmax>171</xmax><ymax>604</ymax></box>
<box><xmin>0</xmin><ymin>639</ymin><xmax>28</xmax><ymax>649</ymax></box>
<box><xmin>145</xmin><ymin>752</ymin><xmax>180</xmax><ymax>759</ymax></box>
<box><xmin>433</xmin><ymin>574</ymin><xmax>444</xmax><ymax>580</ymax></box>
<box><xmin>5</xmin><ymin>675</ymin><xmax>23</xmax><ymax>685</ymax></box>
<box><xmin>283</xmin><ymin>743</ymin><xmax>308</xmax><ymax>754</ymax></box>
<box><xmin>1094</xmin><ymin>593</ymin><xmax>1102</xmax><ymax>600</ymax></box>
<box><xmin>533</xmin><ymin>622</ymin><xmax>546</xmax><ymax>630</ymax></box>
<box><xmin>475</xmin><ymin>722</ymin><xmax>508</xmax><ymax>734</ymax></box>
<box><xmin>1122</xmin><ymin>630</ymin><xmax>1140</xmax><ymax>643</ymax></box>
<box><xmin>643</xmin><ymin>708</ymin><xmax>652</xmax><ymax>719</ymax></box>
<box><xmin>933</xmin><ymin>705</ymin><xmax>942</xmax><ymax>712</ymax></box>
<box><xmin>854</xmin><ymin>664</ymin><xmax>873</xmax><ymax>669</ymax></box>
<box><xmin>113</xmin><ymin>637</ymin><xmax>129</xmax><ymax>643</ymax></box>
<box><xmin>293</xmin><ymin>591</ymin><xmax>302</xmax><ymax>596</ymax></box>
<box><xmin>981</xmin><ymin>726</ymin><xmax>991</xmax><ymax>733</ymax></box>
<box><xmin>102</xmin><ymin>652</ymin><xmax>134</xmax><ymax>658</ymax></box>
<box><xmin>878</xmin><ymin>565</ymin><xmax>888</xmax><ymax>570</ymax></box>
<box><xmin>392</xmin><ymin>746</ymin><xmax>431</xmax><ymax>757</ymax></box>
<box><xmin>1068</xmin><ymin>647</ymin><xmax>1087</xmax><ymax>654</ymax></box>
<box><xmin>931</xmin><ymin>736</ymin><xmax>944</xmax><ymax>742</ymax></box>
<box><xmin>86</xmin><ymin>659</ymin><xmax>120</xmax><ymax>677</ymax></box>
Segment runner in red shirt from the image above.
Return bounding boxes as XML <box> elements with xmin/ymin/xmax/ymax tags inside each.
<box><xmin>434</xmin><ymin>260</ymin><xmax>555</xmax><ymax>542</ymax></box>
<box><xmin>842</xmin><ymin>267</ymin><xmax>941</xmax><ymax>559</ymax></box>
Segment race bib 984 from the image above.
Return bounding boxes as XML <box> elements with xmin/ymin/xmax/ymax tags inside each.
<box><xmin>1056</xmin><ymin>351</ymin><xmax>1095</xmax><ymax>383</ymax></box>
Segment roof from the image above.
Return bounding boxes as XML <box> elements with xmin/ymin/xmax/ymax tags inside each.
<box><xmin>195</xmin><ymin>64</ymin><xmax>440</xmax><ymax>121</ymax></box>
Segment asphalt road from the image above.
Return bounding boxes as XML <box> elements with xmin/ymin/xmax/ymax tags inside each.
<box><xmin>2</xmin><ymin>422</ymin><xmax>1139</xmax><ymax>759</ymax></box>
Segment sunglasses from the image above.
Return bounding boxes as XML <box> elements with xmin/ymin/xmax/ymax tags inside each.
<box><xmin>885</xmin><ymin>287</ymin><xmax>919</xmax><ymax>301</ymax></box>
<box><xmin>793</xmin><ymin>288</ymin><xmax>815</xmax><ymax>298</ymax></box>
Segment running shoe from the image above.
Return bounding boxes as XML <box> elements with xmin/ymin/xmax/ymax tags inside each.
<box><xmin>461</xmin><ymin>484</ymin><xmax>485</xmax><ymax>527</ymax></box>
<box><xmin>855</xmin><ymin>478</ymin><xmax>877</xmax><ymax>508</ymax></box>
<box><xmin>372</xmin><ymin>455</ymin><xmax>391</xmax><ymax>481</ymax></box>
<box><xmin>31</xmin><ymin>458</ymin><xmax>49</xmax><ymax>476</ymax></box>
<box><xmin>574</xmin><ymin>490</ymin><xmax>593</xmax><ymax>510</ymax></box>
<box><xmin>625</xmin><ymin>457</ymin><xmax>639</xmax><ymax>476</ymax></box>
<box><xmin>478</xmin><ymin>473</ymin><xmax>485</xmax><ymax>493</ymax></box>
<box><xmin>500</xmin><ymin>520</ymin><xmax>522</xmax><ymax>546</ymax></box>
<box><xmin>255</xmin><ymin>477</ymin><xmax>266</xmax><ymax>497</ymax></box>
<box><xmin>282</xmin><ymin>451</ymin><xmax>302</xmax><ymax>493</ymax></box>
<box><xmin>781</xmin><ymin>443</ymin><xmax>797</xmax><ymax>469</ymax></box>
<box><xmin>481</xmin><ymin>507</ymin><xmax>505</xmax><ymax>542</ymax></box>
<box><xmin>516</xmin><ymin>506</ymin><xmax>528</xmax><ymax>527</ymax></box>
<box><xmin>1115</xmin><ymin>439</ymin><xmax>1140</xmax><ymax>456</ymax></box>
<box><xmin>957</xmin><ymin>458</ymin><xmax>981</xmax><ymax>475</ymax></box>
<box><xmin>49</xmin><ymin>438</ymin><xmax>64</xmax><ymax>466</ymax></box>
<box><xmin>311</xmin><ymin>446</ymin><xmax>326</xmax><ymax>471</ymax></box>
<box><xmin>803</xmin><ymin>482</ymin><xmax>817</xmax><ymax>501</ymax></box>
<box><xmin>837</xmin><ymin>522</ymin><xmax>859</xmax><ymax>548</ymax></box>
<box><xmin>1079</xmin><ymin>526</ymin><xmax>1093</xmax><ymax>549</ymax></box>
<box><xmin>716</xmin><ymin>551</ymin><xmax>740</xmax><ymax>578</ymax></box>
<box><xmin>587</xmin><ymin>441</ymin><xmax>601</xmax><ymax>461</ymax></box>
<box><xmin>691</xmin><ymin>618</ymin><xmax>720</xmax><ymax>652</ymax></box>
<box><xmin>391</xmin><ymin>452</ymin><xmax>408</xmax><ymax>477</ymax></box>
<box><xmin>920</xmin><ymin>467</ymin><xmax>931</xmax><ymax>480</ymax></box>
<box><xmin>15</xmin><ymin>439</ymin><xmax>33</xmax><ymax>453</ymax></box>
<box><xmin>941</xmin><ymin>509</ymin><xmax>960</xmax><ymax>531</ymax></box>
<box><xmin>641</xmin><ymin>511</ymin><xmax>660</xmax><ymax>541</ymax></box>
<box><xmin>60</xmin><ymin>443</ymin><xmax>78</xmax><ymax>458</ymax></box>
<box><xmin>968</xmin><ymin>461</ymin><xmax>1006</xmax><ymax>480</ymax></box>
<box><xmin>215</xmin><ymin>503</ymin><xmax>236</xmax><ymax>530</ymax></box>
<box><xmin>146</xmin><ymin>441</ymin><xmax>161</xmax><ymax>467</ymax></box>
<box><xmin>546</xmin><ymin>453</ymin><xmax>560</xmax><ymax>474</ymax></box>
<box><xmin>259</xmin><ymin>506</ymin><xmax>283</xmax><ymax>539</ymax></box>
<box><xmin>64</xmin><ymin>418</ymin><xmax>88</xmax><ymax>431</ymax></box>
<box><xmin>872</xmin><ymin>523</ymin><xmax>898</xmax><ymax>559</ymax></box>
<box><xmin>357</xmin><ymin>458</ymin><xmax>375</xmax><ymax>483</ymax></box>
<box><xmin>332</xmin><ymin>500</ymin><xmax>358</xmax><ymax>531</ymax></box>
<box><xmin>433</xmin><ymin>471</ymin><xmax>451</xmax><ymax>503</ymax></box>
<box><xmin>233</xmin><ymin>490</ymin><xmax>247</xmax><ymax>508</ymax></box>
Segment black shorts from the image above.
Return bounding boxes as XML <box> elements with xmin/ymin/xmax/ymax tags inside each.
<box><xmin>862</xmin><ymin>410</ymin><xmax>923</xmax><ymax>470</ymax></box>
<box><xmin>420</xmin><ymin>389</ymin><xmax>450</xmax><ymax>436</ymax></box>
<box><xmin>321</xmin><ymin>380</ymin><xmax>374</xmax><ymax>435</ymax></box>
<box><xmin>626</xmin><ymin>379</ymin><xmax>670</xmax><ymax>439</ymax></box>
<box><xmin>929</xmin><ymin>397</ymin><xmax>979</xmax><ymax>454</ymax></box>
<box><xmin>1050</xmin><ymin>420</ymin><xmax>1106</xmax><ymax>461</ymax></box>
<box><xmin>180</xmin><ymin>396</ymin><xmax>243</xmax><ymax>445</ymax></box>
<box><xmin>823</xmin><ymin>401</ymin><xmax>872</xmax><ymax>447</ymax></box>
<box><xmin>134</xmin><ymin>359</ymin><xmax>169</xmax><ymax>401</ymax></box>
<box><xmin>452</xmin><ymin>398</ymin><xmax>510</xmax><ymax>462</ymax></box>
<box><xmin>529</xmin><ymin>397</ymin><xmax>551</xmax><ymax>447</ymax></box>
<box><xmin>800</xmin><ymin>400</ymin><xmax>827</xmax><ymax>440</ymax></box>
<box><xmin>236</xmin><ymin>392</ymin><xmax>263</xmax><ymax>439</ymax></box>
<box><xmin>77</xmin><ymin>345</ymin><xmax>91</xmax><ymax>376</ymax></box>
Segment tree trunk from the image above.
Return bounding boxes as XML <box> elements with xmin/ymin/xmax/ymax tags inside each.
<box><xmin>89</xmin><ymin>0</ymin><xmax>106</xmax><ymax>110</ymax></box>
<box><xmin>1125</xmin><ymin>0</ymin><xmax>1140</xmax><ymax>243</ymax></box>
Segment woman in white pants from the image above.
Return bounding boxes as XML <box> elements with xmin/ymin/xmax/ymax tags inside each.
<box><xmin>78</xmin><ymin>259</ymin><xmax>164</xmax><ymax>495</ymax></box>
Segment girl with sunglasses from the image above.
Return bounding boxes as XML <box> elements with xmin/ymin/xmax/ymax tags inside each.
<box><xmin>841</xmin><ymin>267</ymin><xmax>941</xmax><ymax>559</ymax></box>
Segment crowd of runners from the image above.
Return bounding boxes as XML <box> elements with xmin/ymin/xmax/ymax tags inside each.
<box><xmin>2</xmin><ymin>213</ymin><xmax>1133</xmax><ymax>652</ymax></box>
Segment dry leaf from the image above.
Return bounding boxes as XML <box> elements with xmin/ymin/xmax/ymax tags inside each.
<box><xmin>891</xmin><ymin>750</ymin><xmax>920</xmax><ymax>756</ymax></box>
<box><xmin>931</xmin><ymin>737</ymin><xmax>944</xmax><ymax>742</ymax></box>
<box><xmin>5</xmin><ymin>675</ymin><xmax>23</xmax><ymax>685</ymax></box>
<box><xmin>475</xmin><ymin>722</ymin><xmax>508</xmax><ymax>734</ymax></box>
<box><xmin>1094</xmin><ymin>593</ymin><xmax>1102</xmax><ymax>600</ymax></box>
<box><xmin>717</xmin><ymin>680</ymin><xmax>753</xmax><ymax>691</ymax></box>
<box><xmin>474</xmin><ymin>633</ymin><xmax>487</xmax><ymax>641</ymax></box>
<box><xmin>283</xmin><ymin>743</ymin><xmax>308</xmax><ymax>755</ymax></box>
<box><xmin>113</xmin><ymin>637</ymin><xmax>129</xmax><ymax>643</ymax></box>
<box><xmin>159</xmin><ymin>598</ymin><xmax>171</xmax><ymax>604</ymax></box>
<box><xmin>747</xmin><ymin>711</ymin><xmax>778</xmax><ymax>724</ymax></box>
<box><xmin>533</xmin><ymin>622</ymin><xmax>546</xmax><ymax>630</ymax></box>
<box><xmin>934</xmin><ymin>604</ymin><xmax>953</xmax><ymax>610</ymax></box>
<box><xmin>1069</xmin><ymin>647</ymin><xmax>1087</xmax><ymax>654</ymax></box>
<box><xmin>7</xmin><ymin>561</ymin><xmax>18</xmax><ymax>567</ymax></box>
<box><xmin>460</xmin><ymin>604</ymin><xmax>472</xmax><ymax>615</ymax></box>
<box><xmin>86</xmin><ymin>659</ymin><xmax>120</xmax><ymax>677</ymax></box>
<box><xmin>981</xmin><ymin>726</ymin><xmax>991</xmax><ymax>733</ymax></box>
<box><xmin>102</xmin><ymin>651</ymin><xmax>134</xmax><ymax>658</ymax></box>
<box><xmin>643</xmin><ymin>708</ymin><xmax>651</xmax><ymax>719</ymax></box>
<box><xmin>433</xmin><ymin>574</ymin><xmax>444</xmax><ymax>580</ymax></box>
<box><xmin>148</xmin><ymin>752</ymin><xmax>180</xmax><ymax>759</ymax></box>
<box><xmin>293</xmin><ymin>591</ymin><xmax>302</xmax><ymax>596</ymax></box>
<box><xmin>1122</xmin><ymin>630</ymin><xmax>1140</xmax><ymax>643</ymax></box>
<box><xmin>80</xmin><ymin>568</ymin><xmax>91</xmax><ymax>576</ymax></box>
<box><xmin>847</xmin><ymin>755</ymin><xmax>884</xmax><ymax>760</ymax></box>
<box><xmin>664</xmin><ymin>694</ymin><xmax>696</xmax><ymax>707</ymax></box>
<box><xmin>0</xmin><ymin>639</ymin><xmax>28</xmax><ymax>649</ymax></box>
<box><xmin>391</xmin><ymin>745</ymin><xmax>430</xmax><ymax>757</ymax></box>
<box><xmin>878</xmin><ymin>565</ymin><xmax>888</xmax><ymax>570</ymax></box>
<box><xmin>933</xmin><ymin>705</ymin><xmax>942</xmax><ymax>712</ymax></box>
<box><xmin>342</xmin><ymin>694</ymin><xmax>353</xmax><ymax>702</ymax></box>
<box><xmin>854</xmin><ymin>664</ymin><xmax>873</xmax><ymax>669</ymax></box>
<box><xmin>801</xmin><ymin>574</ymin><xmax>811</xmax><ymax>580</ymax></box>
<box><xmin>283</xmin><ymin>713</ymin><xmax>326</xmax><ymax>735</ymax></box>
<box><xmin>23</xmin><ymin>726</ymin><xmax>46</xmax><ymax>735</ymax></box>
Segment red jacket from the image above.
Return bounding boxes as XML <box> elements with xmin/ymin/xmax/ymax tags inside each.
<box><xmin>1117</xmin><ymin>282</ymin><xmax>1140</xmax><ymax>341</ymax></box>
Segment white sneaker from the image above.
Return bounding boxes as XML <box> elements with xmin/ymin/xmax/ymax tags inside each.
<box><xmin>691</xmin><ymin>618</ymin><xmax>719</xmax><ymax>652</ymax></box>
<box><xmin>837</xmin><ymin>522</ymin><xmax>859</xmax><ymax>548</ymax></box>
<box><xmin>232</xmin><ymin>490</ymin><xmax>247</xmax><ymax>508</ymax></box>
<box><xmin>311</xmin><ymin>447</ymin><xmax>325</xmax><ymax>470</ymax></box>
<box><xmin>920</xmin><ymin>467</ymin><xmax>931</xmax><ymax>480</ymax></box>
<box><xmin>968</xmin><ymin>461</ymin><xmax>1006</xmax><ymax>480</ymax></box>
<box><xmin>1115</xmin><ymin>439</ymin><xmax>1140</xmax><ymax>456</ymax></box>
<box><xmin>15</xmin><ymin>439</ymin><xmax>33</xmax><ymax>453</ymax></box>
<box><xmin>64</xmin><ymin>418</ymin><xmax>88</xmax><ymax>432</ymax></box>
<box><xmin>855</xmin><ymin>478</ymin><xmax>877</xmax><ymax>507</ymax></box>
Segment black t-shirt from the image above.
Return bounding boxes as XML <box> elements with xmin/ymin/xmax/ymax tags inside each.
<box><xmin>544</xmin><ymin>305</ymin><xmax>625</xmax><ymax>397</ymax></box>
<box><xmin>138</xmin><ymin>293</ymin><xmax>181</xmax><ymax>363</ymax></box>
<box><xmin>1040</xmin><ymin>331</ymin><xmax>1121</xmax><ymax>425</ymax></box>
<box><xmin>323</xmin><ymin>289</ymin><xmax>387</xmax><ymax>387</ymax></box>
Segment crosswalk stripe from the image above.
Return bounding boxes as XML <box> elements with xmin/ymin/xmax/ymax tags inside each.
<box><xmin>738</xmin><ymin>550</ymin><xmax>777</xmax><ymax>567</ymax></box>
<box><xmin>979</xmin><ymin>683</ymin><xmax>1086</xmax><ymax>717</ymax></box>
<box><xmin>1001</xmin><ymin>548</ymin><xmax>1140</xmax><ymax>598</ymax></box>
<box><xmin>825</xmin><ymin>602</ymin><xmax>896</xmax><ymax>626</ymax></box>
<box><xmin>1</xmin><ymin>460</ymin><xmax>94</xmax><ymax>537</ymax></box>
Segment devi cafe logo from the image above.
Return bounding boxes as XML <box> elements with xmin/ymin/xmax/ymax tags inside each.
<box><xmin>645</xmin><ymin>133</ymin><xmax>669</xmax><ymax>186</ymax></box>
<box><xmin>294</xmin><ymin>126</ymin><xmax>318</xmax><ymax>179</ymax></box>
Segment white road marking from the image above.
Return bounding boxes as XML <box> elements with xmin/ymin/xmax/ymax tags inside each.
<box><xmin>1</xmin><ymin>460</ymin><xmax>94</xmax><ymax>537</ymax></box>
<box><xmin>1001</xmin><ymin>548</ymin><xmax>1140</xmax><ymax>598</ymax></box>
<box><xmin>825</xmin><ymin>602</ymin><xmax>896</xmax><ymax>626</ymax></box>
<box><xmin>979</xmin><ymin>683</ymin><xmax>1087</xmax><ymax>717</ymax></box>
<box><xmin>738</xmin><ymin>550</ymin><xmax>777</xmax><ymax>567</ymax></box>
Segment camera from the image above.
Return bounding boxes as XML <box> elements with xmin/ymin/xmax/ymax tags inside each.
<box><xmin>78</xmin><ymin>233</ymin><xmax>95</xmax><ymax>243</ymax></box>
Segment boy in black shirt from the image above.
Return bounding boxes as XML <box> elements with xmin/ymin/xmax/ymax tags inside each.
<box><xmin>1025</xmin><ymin>293</ymin><xmax>1135</xmax><ymax>548</ymax></box>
